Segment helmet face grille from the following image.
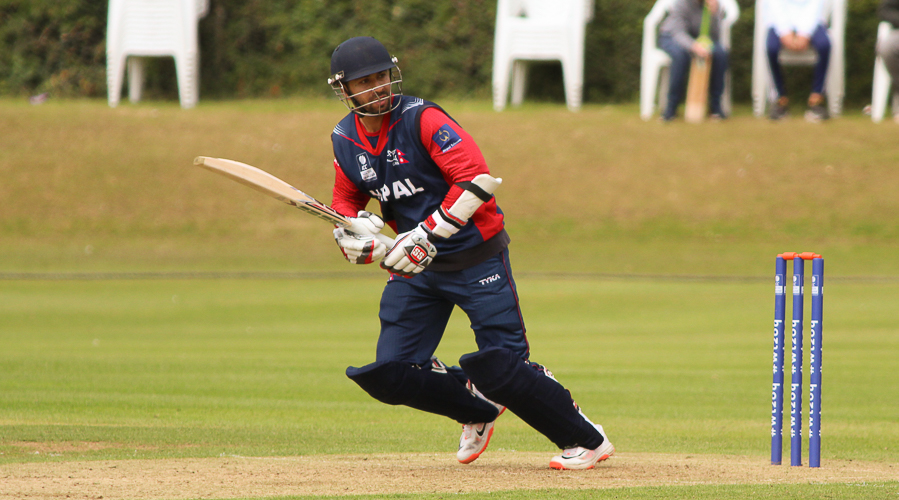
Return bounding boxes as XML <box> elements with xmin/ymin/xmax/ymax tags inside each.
<box><xmin>330</xmin><ymin>66</ymin><xmax>403</xmax><ymax>117</ymax></box>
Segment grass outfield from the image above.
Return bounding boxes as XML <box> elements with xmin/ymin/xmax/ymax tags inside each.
<box><xmin>2</xmin><ymin>98</ymin><xmax>899</xmax><ymax>276</ymax></box>
<box><xmin>1</xmin><ymin>99</ymin><xmax>898</xmax><ymax>498</ymax></box>
<box><xmin>1</xmin><ymin>277</ymin><xmax>897</xmax><ymax>499</ymax></box>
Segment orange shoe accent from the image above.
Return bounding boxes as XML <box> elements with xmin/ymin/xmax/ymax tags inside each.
<box><xmin>549</xmin><ymin>461</ymin><xmax>593</xmax><ymax>470</ymax></box>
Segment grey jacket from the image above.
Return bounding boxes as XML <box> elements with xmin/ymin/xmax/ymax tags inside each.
<box><xmin>659</xmin><ymin>0</ymin><xmax>723</xmax><ymax>50</ymax></box>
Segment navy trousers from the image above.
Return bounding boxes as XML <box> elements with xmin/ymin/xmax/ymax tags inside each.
<box><xmin>766</xmin><ymin>25</ymin><xmax>831</xmax><ymax>97</ymax></box>
<box><xmin>659</xmin><ymin>33</ymin><xmax>728</xmax><ymax>119</ymax></box>
<box><xmin>375</xmin><ymin>248</ymin><xmax>530</xmax><ymax>365</ymax></box>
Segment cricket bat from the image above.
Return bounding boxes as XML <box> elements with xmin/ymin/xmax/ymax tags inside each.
<box><xmin>685</xmin><ymin>5</ymin><xmax>713</xmax><ymax>124</ymax></box>
<box><xmin>194</xmin><ymin>156</ymin><xmax>395</xmax><ymax>247</ymax></box>
<box><xmin>684</xmin><ymin>53</ymin><xmax>711</xmax><ymax>124</ymax></box>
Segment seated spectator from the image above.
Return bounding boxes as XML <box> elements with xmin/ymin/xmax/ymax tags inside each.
<box><xmin>658</xmin><ymin>0</ymin><xmax>729</xmax><ymax>122</ymax></box>
<box><xmin>765</xmin><ymin>0</ymin><xmax>831</xmax><ymax>122</ymax></box>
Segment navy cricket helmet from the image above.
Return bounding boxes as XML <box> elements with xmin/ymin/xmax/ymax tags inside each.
<box><xmin>327</xmin><ymin>37</ymin><xmax>403</xmax><ymax>116</ymax></box>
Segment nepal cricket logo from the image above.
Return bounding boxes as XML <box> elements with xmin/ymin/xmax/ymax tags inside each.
<box><xmin>387</xmin><ymin>149</ymin><xmax>409</xmax><ymax>166</ymax></box>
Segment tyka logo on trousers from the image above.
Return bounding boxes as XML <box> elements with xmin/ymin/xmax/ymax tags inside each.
<box><xmin>479</xmin><ymin>273</ymin><xmax>501</xmax><ymax>285</ymax></box>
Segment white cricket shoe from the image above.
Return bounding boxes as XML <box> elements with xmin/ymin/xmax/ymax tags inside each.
<box><xmin>549</xmin><ymin>424</ymin><xmax>615</xmax><ymax>470</ymax></box>
<box><xmin>457</xmin><ymin>421</ymin><xmax>496</xmax><ymax>464</ymax></box>
<box><xmin>457</xmin><ymin>382</ymin><xmax>505</xmax><ymax>464</ymax></box>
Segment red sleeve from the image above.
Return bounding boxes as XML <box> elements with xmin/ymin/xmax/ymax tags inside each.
<box><xmin>418</xmin><ymin>107</ymin><xmax>490</xmax><ymax>210</ymax></box>
<box><xmin>331</xmin><ymin>158</ymin><xmax>370</xmax><ymax>218</ymax></box>
<box><xmin>419</xmin><ymin>107</ymin><xmax>503</xmax><ymax>241</ymax></box>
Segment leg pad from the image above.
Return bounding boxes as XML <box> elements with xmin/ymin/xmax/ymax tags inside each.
<box><xmin>347</xmin><ymin>360</ymin><xmax>499</xmax><ymax>424</ymax></box>
<box><xmin>460</xmin><ymin>346</ymin><xmax>602</xmax><ymax>449</ymax></box>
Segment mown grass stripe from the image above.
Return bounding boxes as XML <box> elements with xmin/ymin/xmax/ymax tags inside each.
<box><xmin>2</xmin><ymin>271</ymin><xmax>898</xmax><ymax>283</ymax></box>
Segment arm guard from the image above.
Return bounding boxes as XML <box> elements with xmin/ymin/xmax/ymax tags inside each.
<box><xmin>423</xmin><ymin>174</ymin><xmax>503</xmax><ymax>239</ymax></box>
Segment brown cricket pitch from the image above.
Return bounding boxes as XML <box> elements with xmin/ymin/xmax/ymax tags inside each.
<box><xmin>1</xmin><ymin>452</ymin><xmax>897</xmax><ymax>499</ymax></box>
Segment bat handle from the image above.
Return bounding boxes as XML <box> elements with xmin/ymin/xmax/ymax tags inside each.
<box><xmin>374</xmin><ymin>233</ymin><xmax>396</xmax><ymax>248</ymax></box>
<box><xmin>346</xmin><ymin>218</ymin><xmax>396</xmax><ymax>248</ymax></box>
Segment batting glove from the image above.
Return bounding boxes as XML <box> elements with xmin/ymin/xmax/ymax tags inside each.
<box><xmin>333</xmin><ymin>211</ymin><xmax>388</xmax><ymax>265</ymax></box>
<box><xmin>380</xmin><ymin>225</ymin><xmax>437</xmax><ymax>277</ymax></box>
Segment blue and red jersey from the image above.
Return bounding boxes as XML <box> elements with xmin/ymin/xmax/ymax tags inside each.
<box><xmin>331</xmin><ymin>95</ymin><xmax>509</xmax><ymax>271</ymax></box>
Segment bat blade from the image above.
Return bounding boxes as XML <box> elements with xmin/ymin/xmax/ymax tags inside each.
<box><xmin>684</xmin><ymin>54</ymin><xmax>711</xmax><ymax>124</ymax></box>
<box><xmin>194</xmin><ymin>156</ymin><xmax>394</xmax><ymax>246</ymax></box>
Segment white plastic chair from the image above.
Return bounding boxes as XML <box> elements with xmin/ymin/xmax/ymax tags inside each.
<box><xmin>106</xmin><ymin>0</ymin><xmax>209</xmax><ymax>109</ymax></box>
<box><xmin>640</xmin><ymin>0</ymin><xmax>740</xmax><ymax>121</ymax></box>
<box><xmin>871</xmin><ymin>21</ymin><xmax>898</xmax><ymax>123</ymax></box>
<box><xmin>492</xmin><ymin>0</ymin><xmax>594</xmax><ymax>111</ymax></box>
<box><xmin>751</xmin><ymin>0</ymin><xmax>846</xmax><ymax>117</ymax></box>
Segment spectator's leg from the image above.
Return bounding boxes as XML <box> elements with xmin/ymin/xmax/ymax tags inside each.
<box><xmin>659</xmin><ymin>34</ymin><xmax>691</xmax><ymax>120</ymax></box>
<box><xmin>766</xmin><ymin>27</ymin><xmax>787</xmax><ymax>99</ymax></box>
<box><xmin>809</xmin><ymin>24</ymin><xmax>831</xmax><ymax>100</ymax></box>
<box><xmin>708</xmin><ymin>43</ymin><xmax>728</xmax><ymax>116</ymax></box>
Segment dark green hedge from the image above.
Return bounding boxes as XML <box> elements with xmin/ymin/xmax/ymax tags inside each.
<box><xmin>0</xmin><ymin>0</ymin><xmax>107</xmax><ymax>96</ymax></box>
<box><xmin>195</xmin><ymin>0</ymin><xmax>498</xmax><ymax>99</ymax></box>
<box><xmin>0</xmin><ymin>0</ymin><xmax>884</xmax><ymax>107</ymax></box>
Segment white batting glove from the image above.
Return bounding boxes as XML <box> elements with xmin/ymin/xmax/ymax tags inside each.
<box><xmin>380</xmin><ymin>225</ymin><xmax>437</xmax><ymax>277</ymax></box>
<box><xmin>347</xmin><ymin>210</ymin><xmax>385</xmax><ymax>235</ymax></box>
<box><xmin>333</xmin><ymin>211</ymin><xmax>388</xmax><ymax>265</ymax></box>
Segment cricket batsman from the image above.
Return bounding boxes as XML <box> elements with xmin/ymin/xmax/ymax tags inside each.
<box><xmin>326</xmin><ymin>36</ymin><xmax>614</xmax><ymax>470</ymax></box>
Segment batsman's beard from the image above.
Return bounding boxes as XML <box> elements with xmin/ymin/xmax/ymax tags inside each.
<box><xmin>354</xmin><ymin>93</ymin><xmax>392</xmax><ymax>116</ymax></box>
